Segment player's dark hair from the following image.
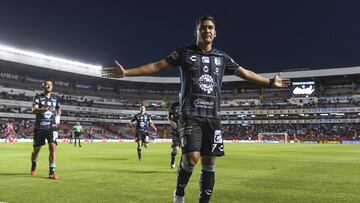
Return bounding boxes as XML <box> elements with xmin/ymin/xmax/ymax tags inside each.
<box><xmin>195</xmin><ymin>15</ymin><xmax>216</xmax><ymax>30</ymax></box>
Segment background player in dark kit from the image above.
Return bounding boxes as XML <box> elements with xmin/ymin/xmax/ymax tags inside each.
<box><xmin>168</xmin><ymin>102</ymin><xmax>181</xmax><ymax>169</ymax></box>
<box><xmin>130</xmin><ymin>105</ymin><xmax>157</xmax><ymax>160</ymax></box>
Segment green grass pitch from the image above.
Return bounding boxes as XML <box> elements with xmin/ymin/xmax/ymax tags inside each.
<box><xmin>0</xmin><ymin>142</ymin><xmax>359</xmax><ymax>203</ymax></box>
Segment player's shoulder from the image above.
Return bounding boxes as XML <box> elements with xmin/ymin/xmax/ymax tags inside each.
<box><xmin>210</xmin><ymin>47</ymin><xmax>228</xmax><ymax>56</ymax></box>
<box><xmin>174</xmin><ymin>44</ymin><xmax>196</xmax><ymax>53</ymax></box>
<box><xmin>34</xmin><ymin>93</ymin><xmax>44</xmax><ymax>98</ymax></box>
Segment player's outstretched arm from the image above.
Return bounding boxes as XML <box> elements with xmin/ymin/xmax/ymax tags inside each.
<box><xmin>234</xmin><ymin>67</ymin><xmax>291</xmax><ymax>88</ymax></box>
<box><xmin>150</xmin><ymin>121</ymin><xmax>157</xmax><ymax>133</ymax></box>
<box><xmin>102</xmin><ymin>59</ymin><xmax>172</xmax><ymax>78</ymax></box>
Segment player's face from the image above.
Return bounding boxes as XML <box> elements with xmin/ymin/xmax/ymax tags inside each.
<box><xmin>196</xmin><ymin>20</ymin><xmax>216</xmax><ymax>44</ymax></box>
<box><xmin>43</xmin><ymin>81</ymin><xmax>53</xmax><ymax>93</ymax></box>
<box><xmin>140</xmin><ymin>106</ymin><xmax>145</xmax><ymax>113</ymax></box>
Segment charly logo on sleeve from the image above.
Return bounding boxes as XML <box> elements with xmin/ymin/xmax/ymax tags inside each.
<box><xmin>194</xmin><ymin>74</ymin><xmax>216</xmax><ymax>94</ymax></box>
<box><xmin>170</xmin><ymin>51</ymin><xmax>179</xmax><ymax>60</ymax></box>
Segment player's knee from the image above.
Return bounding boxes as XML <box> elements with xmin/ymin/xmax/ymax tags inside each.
<box><xmin>180</xmin><ymin>160</ymin><xmax>195</xmax><ymax>173</ymax></box>
<box><xmin>202</xmin><ymin>164</ymin><xmax>215</xmax><ymax>172</ymax></box>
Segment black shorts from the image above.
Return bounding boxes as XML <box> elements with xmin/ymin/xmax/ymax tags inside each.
<box><xmin>74</xmin><ymin>132</ymin><xmax>81</xmax><ymax>138</ymax></box>
<box><xmin>136</xmin><ymin>131</ymin><xmax>149</xmax><ymax>143</ymax></box>
<box><xmin>178</xmin><ymin>116</ymin><xmax>224</xmax><ymax>157</ymax></box>
<box><xmin>171</xmin><ymin>128</ymin><xmax>180</xmax><ymax>148</ymax></box>
<box><xmin>33</xmin><ymin>129</ymin><xmax>57</xmax><ymax>147</ymax></box>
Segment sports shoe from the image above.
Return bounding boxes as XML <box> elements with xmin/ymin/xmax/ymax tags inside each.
<box><xmin>171</xmin><ymin>163</ymin><xmax>176</xmax><ymax>169</ymax></box>
<box><xmin>173</xmin><ymin>191</ymin><xmax>184</xmax><ymax>203</ymax></box>
<box><xmin>30</xmin><ymin>170</ymin><xmax>37</xmax><ymax>176</ymax></box>
<box><xmin>48</xmin><ymin>174</ymin><xmax>58</xmax><ymax>180</ymax></box>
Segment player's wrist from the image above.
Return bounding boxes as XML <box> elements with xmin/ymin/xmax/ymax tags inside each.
<box><xmin>268</xmin><ymin>78</ymin><xmax>274</xmax><ymax>87</ymax></box>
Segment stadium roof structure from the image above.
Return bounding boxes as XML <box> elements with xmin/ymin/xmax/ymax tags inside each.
<box><xmin>0</xmin><ymin>43</ymin><xmax>359</xmax><ymax>84</ymax></box>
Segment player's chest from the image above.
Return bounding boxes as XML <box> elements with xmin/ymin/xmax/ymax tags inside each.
<box><xmin>181</xmin><ymin>52</ymin><xmax>224</xmax><ymax>77</ymax></box>
<box><xmin>38</xmin><ymin>97</ymin><xmax>57</xmax><ymax>108</ymax></box>
<box><xmin>137</xmin><ymin>115</ymin><xmax>148</xmax><ymax>122</ymax></box>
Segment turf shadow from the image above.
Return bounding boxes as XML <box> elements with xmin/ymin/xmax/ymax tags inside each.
<box><xmin>79</xmin><ymin>157</ymin><xmax>129</xmax><ymax>161</ymax></box>
<box><xmin>115</xmin><ymin>168</ymin><xmax>174</xmax><ymax>174</ymax></box>
<box><xmin>0</xmin><ymin>172</ymin><xmax>29</xmax><ymax>176</ymax></box>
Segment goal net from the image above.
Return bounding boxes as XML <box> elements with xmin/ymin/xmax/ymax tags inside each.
<box><xmin>258</xmin><ymin>132</ymin><xmax>288</xmax><ymax>143</ymax></box>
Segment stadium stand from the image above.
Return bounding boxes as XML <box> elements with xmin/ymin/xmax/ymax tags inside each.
<box><xmin>0</xmin><ymin>46</ymin><xmax>359</xmax><ymax>142</ymax></box>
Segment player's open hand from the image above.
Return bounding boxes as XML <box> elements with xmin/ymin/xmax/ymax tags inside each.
<box><xmin>272</xmin><ymin>73</ymin><xmax>291</xmax><ymax>88</ymax></box>
<box><xmin>102</xmin><ymin>60</ymin><xmax>126</xmax><ymax>78</ymax></box>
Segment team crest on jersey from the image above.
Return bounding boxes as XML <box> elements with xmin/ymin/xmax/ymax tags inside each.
<box><xmin>202</xmin><ymin>56</ymin><xmax>210</xmax><ymax>63</ymax></box>
<box><xmin>35</xmin><ymin>98</ymin><xmax>40</xmax><ymax>103</ymax></box>
<box><xmin>190</xmin><ymin>55</ymin><xmax>197</xmax><ymax>62</ymax></box>
<box><xmin>214</xmin><ymin>57</ymin><xmax>222</xmax><ymax>66</ymax></box>
<box><xmin>197</xmin><ymin>74</ymin><xmax>215</xmax><ymax>94</ymax></box>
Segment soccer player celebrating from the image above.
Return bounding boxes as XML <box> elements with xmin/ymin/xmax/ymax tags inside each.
<box><xmin>30</xmin><ymin>80</ymin><xmax>61</xmax><ymax>179</ymax></box>
<box><xmin>168</xmin><ymin>102</ymin><xmax>180</xmax><ymax>169</ymax></box>
<box><xmin>102</xmin><ymin>15</ymin><xmax>290</xmax><ymax>202</ymax></box>
<box><xmin>130</xmin><ymin>104</ymin><xmax>157</xmax><ymax>161</ymax></box>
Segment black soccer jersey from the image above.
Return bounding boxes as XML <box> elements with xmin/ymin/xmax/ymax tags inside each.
<box><xmin>33</xmin><ymin>93</ymin><xmax>60</xmax><ymax>130</ymax></box>
<box><xmin>168</xmin><ymin>102</ymin><xmax>180</xmax><ymax>128</ymax></box>
<box><xmin>131</xmin><ymin>113</ymin><xmax>152</xmax><ymax>132</ymax></box>
<box><xmin>165</xmin><ymin>45</ymin><xmax>240</xmax><ymax>118</ymax></box>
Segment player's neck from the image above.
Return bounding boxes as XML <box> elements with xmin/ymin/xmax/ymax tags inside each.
<box><xmin>196</xmin><ymin>42</ymin><xmax>212</xmax><ymax>53</ymax></box>
<box><xmin>43</xmin><ymin>91</ymin><xmax>51</xmax><ymax>98</ymax></box>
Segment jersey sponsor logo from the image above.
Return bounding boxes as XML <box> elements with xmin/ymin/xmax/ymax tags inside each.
<box><xmin>47</xmin><ymin>101</ymin><xmax>52</xmax><ymax>106</ymax></box>
<box><xmin>214</xmin><ymin>57</ymin><xmax>222</xmax><ymax>66</ymax></box>
<box><xmin>190</xmin><ymin>55</ymin><xmax>197</xmax><ymax>62</ymax></box>
<box><xmin>44</xmin><ymin>111</ymin><xmax>53</xmax><ymax>119</ymax></box>
<box><xmin>40</xmin><ymin>121</ymin><xmax>51</xmax><ymax>126</ymax></box>
<box><xmin>196</xmin><ymin>74</ymin><xmax>215</xmax><ymax>94</ymax></box>
<box><xmin>214</xmin><ymin>130</ymin><xmax>222</xmax><ymax>144</ymax></box>
<box><xmin>41</xmin><ymin>101</ymin><xmax>45</xmax><ymax>105</ymax></box>
<box><xmin>194</xmin><ymin>98</ymin><xmax>214</xmax><ymax>109</ymax></box>
<box><xmin>202</xmin><ymin>56</ymin><xmax>210</xmax><ymax>63</ymax></box>
<box><xmin>203</xmin><ymin>66</ymin><xmax>209</xmax><ymax>73</ymax></box>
